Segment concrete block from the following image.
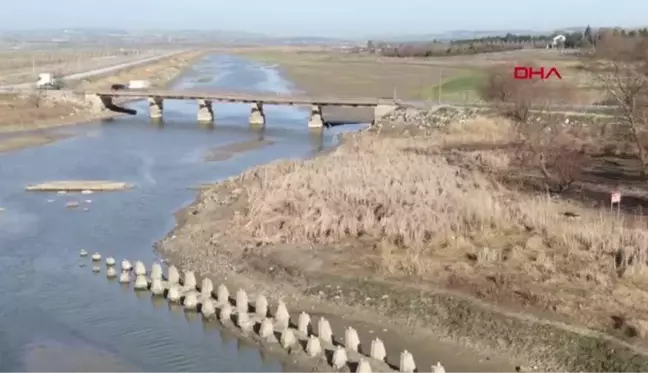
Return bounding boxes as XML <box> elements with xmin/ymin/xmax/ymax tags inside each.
<box><xmin>148</xmin><ymin>97</ymin><xmax>163</xmax><ymax>119</ymax></box>
<box><xmin>274</xmin><ymin>300</ymin><xmax>290</xmax><ymax>330</ymax></box>
<box><xmin>317</xmin><ymin>317</ymin><xmax>333</xmax><ymax>343</ymax></box>
<box><xmin>183</xmin><ymin>270</ymin><xmax>197</xmax><ymax>289</ymax></box>
<box><xmin>255</xmin><ymin>295</ymin><xmax>268</xmax><ymax>318</ymax></box>
<box><xmin>236</xmin><ymin>288</ymin><xmax>248</xmax><ymax>314</ymax></box>
<box><xmin>280</xmin><ymin>328</ymin><xmax>295</xmax><ymax>348</ymax></box>
<box><xmin>92</xmin><ymin>265</ymin><xmax>100</xmax><ymax>273</ymax></box>
<box><xmin>259</xmin><ymin>318</ymin><xmax>275</xmax><ymax>339</ymax></box>
<box><xmin>344</xmin><ymin>327</ymin><xmax>360</xmax><ymax>352</ymax></box>
<box><xmin>183</xmin><ymin>292</ymin><xmax>198</xmax><ymax>311</ymax></box>
<box><xmin>197</xmin><ymin>99</ymin><xmax>213</xmax><ymax>123</ymax></box>
<box><xmin>150</xmin><ymin>263</ymin><xmax>163</xmax><ymax>280</ymax></box>
<box><xmin>167</xmin><ymin>285</ymin><xmax>181</xmax><ymax>303</ymax></box>
<box><xmin>332</xmin><ymin>345</ymin><xmax>348</xmax><ymax>369</ymax></box>
<box><xmin>249</xmin><ymin>102</ymin><xmax>265</xmax><ymax>126</ymax></box>
<box><xmin>432</xmin><ymin>362</ymin><xmax>446</xmax><ymax>373</ymax></box>
<box><xmin>308</xmin><ymin>104</ymin><xmax>324</xmax><ymax>128</ymax></box>
<box><xmin>106</xmin><ymin>267</ymin><xmax>117</xmax><ymax>278</ymax></box>
<box><xmin>133</xmin><ymin>261</ymin><xmax>146</xmax><ymax>276</ymax></box>
<box><xmin>134</xmin><ymin>275</ymin><xmax>148</xmax><ymax>290</ymax></box>
<box><xmin>118</xmin><ymin>271</ymin><xmax>130</xmax><ymax>283</ymax></box>
<box><xmin>298</xmin><ymin>312</ymin><xmax>311</xmax><ymax>335</ymax></box>
<box><xmin>167</xmin><ymin>265</ymin><xmax>180</xmax><ymax>285</ymax></box>
<box><xmin>150</xmin><ymin>278</ymin><xmax>165</xmax><ymax>296</ymax></box>
<box><xmin>217</xmin><ymin>284</ymin><xmax>229</xmax><ymax>305</ymax></box>
<box><xmin>305</xmin><ymin>335</ymin><xmax>321</xmax><ymax>357</ymax></box>
<box><xmin>220</xmin><ymin>303</ymin><xmax>232</xmax><ymax>322</ymax></box>
<box><xmin>399</xmin><ymin>350</ymin><xmax>415</xmax><ymax>373</ymax></box>
<box><xmin>91</xmin><ymin>252</ymin><xmax>101</xmax><ymax>261</ymax></box>
<box><xmin>105</xmin><ymin>257</ymin><xmax>116</xmax><ymax>266</ymax></box>
<box><xmin>201</xmin><ymin>299</ymin><xmax>216</xmax><ymax>319</ymax></box>
<box><xmin>201</xmin><ymin>278</ymin><xmax>214</xmax><ymax>298</ymax></box>
<box><xmin>370</xmin><ymin>338</ymin><xmax>386</xmax><ymax>361</ymax></box>
<box><xmin>121</xmin><ymin>259</ymin><xmax>132</xmax><ymax>272</ymax></box>
<box><xmin>237</xmin><ymin>311</ymin><xmax>252</xmax><ymax>331</ymax></box>
<box><xmin>356</xmin><ymin>359</ymin><xmax>372</xmax><ymax>373</ymax></box>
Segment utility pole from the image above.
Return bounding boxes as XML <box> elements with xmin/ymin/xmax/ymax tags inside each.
<box><xmin>438</xmin><ymin>68</ymin><xmax>442</xmax><ymax>104</ymax></box>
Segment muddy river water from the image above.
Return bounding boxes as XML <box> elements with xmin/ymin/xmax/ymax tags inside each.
<box><xmin>0</xmin><ymin>54</ymin><xmax>365</xmax><ymax>371</ymax></box>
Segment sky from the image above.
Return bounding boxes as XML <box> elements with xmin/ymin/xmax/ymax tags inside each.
<box><xmin>1</xmin><ymin>0</ymin><xmax>644</xmax><ymax>38</ymax></box>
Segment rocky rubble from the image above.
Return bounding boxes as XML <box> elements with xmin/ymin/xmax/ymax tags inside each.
<box><xmin>373</xmin><ymin>106</ymin><xmax>483</xmax><ymax>134</ymax></box>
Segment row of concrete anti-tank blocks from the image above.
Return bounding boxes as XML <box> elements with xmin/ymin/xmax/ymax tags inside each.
<box><xmin>81</xmin><ymin>250</ymin><xmax>446</xmax><ymax>373</ymax></box>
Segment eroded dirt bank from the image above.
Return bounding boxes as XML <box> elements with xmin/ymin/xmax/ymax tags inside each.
<box><xmin>157</xmin><ymin>105</ymin><xmax>648</xmax><ymax>372</ymax></box>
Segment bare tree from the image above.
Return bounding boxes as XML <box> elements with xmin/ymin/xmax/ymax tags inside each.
<box><xmin>584</xmin><ymin>34</ymin><xmax>648</xmax><ymax>176</ymax></box>
<box><xmin>479</xmin><ymin>63</ymin><xmax>585</xmax><ymax>192</ymax></box>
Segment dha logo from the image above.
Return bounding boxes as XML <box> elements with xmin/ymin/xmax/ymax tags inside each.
<box><xmin>513</xmin><ymin>66</ymin><xmax>563</xmax><ymax>80</ymax></box>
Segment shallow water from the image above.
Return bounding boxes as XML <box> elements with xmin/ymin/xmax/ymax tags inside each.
<box><xmin>0</xmin><ymin>54</ymin><xmax>366</xmax><ymax>371</ymax></box>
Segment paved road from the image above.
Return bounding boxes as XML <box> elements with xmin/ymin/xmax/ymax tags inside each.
<box><xmin>0</xmin><ymin>50</ymin><xmax>187</xmax><ymax>92</ymax></box>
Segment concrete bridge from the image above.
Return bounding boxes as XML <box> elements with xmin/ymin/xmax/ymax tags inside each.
<box><xmin>82</xmin><ymin>89</ymin><xmax>401</xmax><ymax>128</ymax></box>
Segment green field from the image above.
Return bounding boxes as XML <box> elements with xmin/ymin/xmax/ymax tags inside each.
<box><xmin>415</xmin><ymin>71</ymin><xmax>487</xmax><ymax>102</ymax></box>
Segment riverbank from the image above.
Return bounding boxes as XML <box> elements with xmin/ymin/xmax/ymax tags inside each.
<box><xmin>157</xmin><ymin>105</ymin><xmax>648</xmax><ymax>372</ymax></box>
<box><xmin>0</xmin><ymin>49</ymin><xmax>209</xmax><ymax>150</ymax></box>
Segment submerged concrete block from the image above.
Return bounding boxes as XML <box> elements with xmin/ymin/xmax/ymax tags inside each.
<box><xmin>344</xmin><ymin>327</ymin><xmax>360</xmax><ymax>352</ymax></box>
<box><xmin>148</xmin><ymin>97</ymin><xmax>164</xmax><ymax>119</ymax></box>
<box><xmin>298</xmin><ymin>312</ymin><xmax>311</xmax><ymax>335</ymax></box>
<box><xmin>308</xmin><ymin>104</ymin><xmax>324</xmax><ymax>128</ymax></box>
<box><xmin>133</xmin><ymin>261</ymin><xmax>146</xmax><ymax>276</ymax></box>
<box><xmin>167</xmin><ymin>265</ymin><xmax>180</xmax><ymax>285</ymax></box>
<box><xmin>259</xmin><ymin>318</ymin><xmax>275</xmax><ymax>339</ymax></box>
<box><xmin>356</xmin><ymin>359</ymin><xmax>372</xmax><ymax>373</ymax></box>
<box><xmin>274</xmin><ymin>300</ymin><xmax>290</xmax><ymax>330</ymax></box>
<box><xmin>332</xmin><ymin>345</ymin><xmax>348</xmax><ymax>369</ymax></box>
<box><xmin>80</xmin><ymin>249</ymin><xmax>88</xmax><ymax>257</ymax></box>
<box><xmin>201</xmin><ymin>299</ymin><xmax>216</xmax><ymax>318</ymax></box>
<box><xmin>105</xmin><ymin>257</ymin><xmax>116</xmax><ymax>266</ymax></box>
<box><xmin>106</xmin><ymin>266</ymin><xmax>117</xmax><ymax>278</ymax></box>
<box><xmin>432</xmin><ymin>362</ymin><xmax>446</xmax><ymax>373</ymax></box>
<box><xmin>91</xmin><ymin>252</ymin><xmax>101</xmax><ymax>261</ymax></box>
<box><xmin>183</xmin><ymin>270</ymin><xmax>197</xmax><ymax>289</ymax></box>
<box><xmin>92</xmin><ymin>265</ymin><xmax>101</xmax><ymax>273</ymax></box>
<box><xmin>118</xmin><ymin>271</ymin><xmax>130</xmax><ymax>283</ymax></box>
<box><xmin>249</xmin><ymin>102</ymin><xmax>265</xmax><ymax>126</ymax></box>
<box><xmin>255</xmin><ymin>295</ymin><xmax>268</xmax><ymax>318</ymax></box>
<box><xmin>197</xmin><ymin>99</ymin><xmax>213</xmax><ymax>123</ymax></box>
<box><xmin>121</xmin><ymin>259</ymin><xmax>132</xmax><ymax>272</ymax></box>
<box><xmin>167</xmin><ymin>285</ymin><xmax>181</xmax><ymax>303</ymax></box>
<box><xmin>280</xmin><ymin>328</ymin><xmax>295</xmax><ymax>348</ymax></box>
<box><xmin>236</xmin><ymin>288</ymin><xmax>248</xmax><ymax>314</ymax></box>
<box><xmin>399</xmin><ymin>350</ymin><xmax>415</xmax><ymax>373</ymax></box>
<box><xmin>134</xmin><ymin>274</ymin><xmax>148</xmax><ymax>290</ymax></box>
<box><xmin>237</xmin><ymin>311</ymin><xmax>252</xmax><ymax>331</ymax></box>
<box><xmin>306</xmin><ymin>335</ymin><xmax>322</xmax><ymax>357</ymax></box>
<box><xmin>317</xmin><ymin>317</ymin><xmax>333</xmax><ymax>343</ymax></box>
<box><xmin>183</xmin><ymin>292</ymin><xmax>198</xmax><ymax>311</ymax></box>
<box><xmin>201</xmin><ymin>278</ymin><xmax>214</xmax><ymax>298</ymax></box>
<box><xmin>370</xmin><ymin>338</ymin><xmax>386</xmax><ymax>361</ymax></box>
<box><xmin>219</xmin><ymin>303</ymin><xmax>232</xmax><ymax>322</ymax></box>
<box><xmin>150</xmin><ymin>263</ymin><xmax>163</xmax><ymax>280</ymax></box>
<box><xmin>217</xmin><ymin>284</ymin><xmax>229</xmax><ymax>305</ymax></box>
<box><xmin>150</xmin><ymin>278</ymin><xmax>165</xmax><ymax>296</ymax></box>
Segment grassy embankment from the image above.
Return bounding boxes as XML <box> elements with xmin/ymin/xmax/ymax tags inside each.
<box><xmin>0</xmin><ymin>49</ymin><xmax>209</xmax><ymax>152</ymax></box>
<box><xmin>159</xmin><ymin>47</ymin><xmax>648</xmax><ymax>372</ymax></box>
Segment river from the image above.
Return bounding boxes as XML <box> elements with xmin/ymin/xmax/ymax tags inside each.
<box><xmin>0</xmin><ymin>53</ymin><xmax>366</xmax><ymax>371</ymax></box>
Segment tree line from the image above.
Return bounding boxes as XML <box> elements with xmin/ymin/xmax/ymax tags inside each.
<box><xmin>362</xmin><ymin>26</ymin><xmax>648</xmax><ymax>58</ymax></box>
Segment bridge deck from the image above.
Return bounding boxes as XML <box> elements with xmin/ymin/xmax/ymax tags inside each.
<box><xmin>83</xmin><ymin>89</ymin><xmax>395</xmax><ymax>107</ymax></box>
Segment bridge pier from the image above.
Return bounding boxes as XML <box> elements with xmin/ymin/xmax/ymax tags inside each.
<box><xmin>373</xmin><ymin>104</ymin><xmax>398</xmax><ymax>124</ymax></box>
<box><xmin>249</xmin><ymin>102</ymin><xmax>265</xmax><ymax>127</ymax></box>
<box><xmin>148</xmin><ymin>97</ymin><xmax>164</xmax><ymax>119</ymax></box>
<box><xmin>308</xmin><ymin>104</ymin><xmax>324</xmax><ymax>128</ymax></box>
<box><xmin>197</xmin><ymin>99</ymin><xmax>214</xmax><ymax>123</ymax></box>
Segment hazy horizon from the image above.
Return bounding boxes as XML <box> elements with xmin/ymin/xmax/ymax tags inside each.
<box><xmin>0</xmin><ymin>0</ymin><xmax>643</xmax><ymax>38</ymax></box>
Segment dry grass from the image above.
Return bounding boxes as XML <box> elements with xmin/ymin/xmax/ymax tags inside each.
<box><xmin>228</xmin><ymin>116</ymin><xmax>648</xmax><ymax>336</ymax></box>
